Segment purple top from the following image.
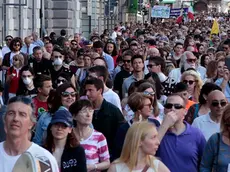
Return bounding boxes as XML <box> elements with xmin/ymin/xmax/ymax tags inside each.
<box><xmin>156</xmin><ymin>122</ymin><xmax>206</xmax><ymax>172</ymax></box>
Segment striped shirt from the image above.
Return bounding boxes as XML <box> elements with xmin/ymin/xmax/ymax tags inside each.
<box><xmin>80</xmin><ymin>130</ymin><xmax>110</xmax><ymax>165</ymax></box>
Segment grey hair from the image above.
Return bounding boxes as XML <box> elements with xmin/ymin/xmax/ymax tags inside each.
<box><xmin>179</xmin><ymin>51</ymin><xmax>194</xmax><ymax>68</ymax></box>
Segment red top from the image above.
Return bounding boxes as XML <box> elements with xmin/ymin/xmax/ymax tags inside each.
<box><xmin>113</xmin><ymin>55</ymin><xmax>118</xmax><ymax>67</ymax></box>
<box><xmin>7</xmin><ymin>67</ymin><xmax>20</xmax><ymax>94</ymax></box>
<box><xmin>33</xmin><ymin>97</ymin><xmax>48</xmax><ymax>117</ymax></box>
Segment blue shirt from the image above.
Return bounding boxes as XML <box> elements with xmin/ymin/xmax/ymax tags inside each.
<box><xmin>156</xmin><ymin>122</ymin><xmax>206</xmax><ymax>172</ymax></box>
<box><xmin>215</xmin><ymin>78</ymin><xmax>230</xmax><ymax>102</ymax></box>
<box><xmin>102</xmin><ymin>52</ymin><xmax>114</xmax><ymax>76</ymax></box>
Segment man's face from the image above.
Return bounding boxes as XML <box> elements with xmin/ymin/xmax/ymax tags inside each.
<box><xmin>45</xmin><ymin>43</ymin><xmax>53</xmax><ymax>54</ymax></box>
<box><xmin>184</xmin><ymin>53</ymin><xmax>197</xmax><ymax>70</ymax></box>
<box><xmin>39</xmin><ymin>80</ymin><xmax>52</xmax><ymax>97</ymax></box>
<box><xmin>33</xmin><ymin>50</ymin><xmax>43</xmax><ymax>62</ymax></box>
<box><xmin>174</xmin><ymin>45</ymin><xmax>183</xmax><ymax>54</ymax></box>
<box><xmin>94</xmin><ymin>47</ymin><xmax>103</xmax><ymax>55</ymax></box>
<box><xmin>4</xmin><ymin>102</ymin><xmax>34</xmax><ymax>138</ymax></box>
<box><xmin>5</xmin><ymin>37</ymin><xmax>12</xmax><ymax>46</ymax></box>
<box><xmin>208</xmin><ymin>93</ymin><xmax>227</xmax><ymax>117</ymax></box>
<box><xmin>85</xmin><ymin>84</ymin><xmax>102</xmax><ymax>102</ymax></box>
<box><xmin>164</xmin><ymin>96</ymin><xmax>186</xmax><ymax>122</ymax></box>
<box><xmin>130</xmin><ymin>45</ymin><xmax>139</xmax><ymax>54</ymax></box>
<box><xmin>223</xmin><ymin>44</ymin><xmax>230</xmax><ymax>54</ymax></box>
<box><xmin>123</xmin><ymin>55</ymin><xmax>132</xmax><ymax>71</ymax></box>
<box><xmin>132</xmin><ymin>58</ymin><xmax>144</xmax><ymax>73</ymax></box>
<box><xmin>147</xmin><ymin>61</ymin><xmax>160</xmax><ymax>73</ymax></box>
<box><xmin>64</xmin><ymin>41</ymin><xmax>70</xmax><ymax>48</ymax></box>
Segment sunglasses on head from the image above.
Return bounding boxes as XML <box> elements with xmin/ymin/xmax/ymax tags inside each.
<box><xmin>143</xmin><ymin>91</ymin><xmax>155</xmax><ymax>97</ymax></box>
<box><xmin>164</xmin><ymin>103</ymin><xmax>184</xmax><ymax>109</ymax></box>
<box><xmin>186</xmin><ymin>58</ymin><xmax>196</xmax><ymax>63</ymax></box>
<box><xmin>61</xmin><ymin>91</ymin><xmax>77</xmax><ymax>97</ymax></box>
<box><xmin>211</xmin><ymin>100</ymin><xmax>227</xmax><ymax>107</ymax></box>
<box><xmin>183</xmin><ymin>80</ymin><xmax>195</xmax><ymax>85</ymax></box>
<box><xmin>147</xmin><ymin>64</ymin><xmax>157</xmax><ymax>68</ymax></box>
<box><xmin>123</xmin><ymin>60</ymin><xmax>131</xmax><ymax>63</ymax></box>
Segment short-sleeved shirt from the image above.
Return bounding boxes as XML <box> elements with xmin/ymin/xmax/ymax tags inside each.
<box><xmin>33</xmin><ymin>97</ymin><xmax>48</xmax><ymax>117</ymax></box>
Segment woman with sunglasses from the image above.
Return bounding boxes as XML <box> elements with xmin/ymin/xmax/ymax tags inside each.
<box><xmin>33</xmin><ymin>83</ymin><xmax>78</xmax><ymax>145</ymax></box>
<box><xmin>200</xmin><ymin>104</ymin><xmax>230</xmax><ymax>172</ymax></box>
<box><xmin>69</xmin><ymin>99</ymin><xmax>110</xmax><ymax>172</ymax></box>
<box><xmin>44</xmin><ymin>109</ymin><xmax>87</xmax><ymax>172</ymax></box>
<box><xmin>109</xmin><ymin>122</ymin><xmax>169</xmax><ymax>172</ymax></box>
<box><xmin>104</xmin><ymin>39</ymin><xmax>118</xmax><ymax>67</ymax></box>
<box><xmin>6</xmin><ymin>54</ymin><xmax>24</xmax><ymax>99</ymax></box>
<box><xmin>16</xmin><ymin>65</ymin><xmax>37</xmax><ymax>97</ymax></box>
<box><xmin>114</xmin><ymin>92</ymin><xmax>154</xmax><ymax>159</ymax></box>
<box><xmin>181</xmin><ymin>70</ymin><xmax>203</xmax><ymax>102</ymax></box>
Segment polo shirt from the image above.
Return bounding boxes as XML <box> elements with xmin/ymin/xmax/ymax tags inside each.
<box><xmin>192</xmin><ymin>113</ymin><xmax>220</xmax><ymax>141</ymax></box>
<box><xmin>156</xmin><ymin>122</ymin><xmax>206</xmax><ymax>172</ymax></box>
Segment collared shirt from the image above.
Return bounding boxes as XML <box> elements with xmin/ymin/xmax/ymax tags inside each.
<box><xmin>192</xmin><ymin>113</ymin><xmax>220</xmax><ymax>141</ymax></box>
<box><xmin>102</xmin><ymin>52</ymin><xmax>114</xmax><ymax>76</ymax></box>
<box><xmin>20</xmin><ymin>44</ymin><xmax>36</xmax><ymax>55</ymax></box>
<box><xmin>156</xmin><ymin>122</ymin><xmax>206</xmax><ymax>172</ymax></box>
<box><xmin>2</xmin><ymin>46</ymin><xmax>10</xmax><ymax>58</ymax></box>
<box><xmin>215</xmin><ymin>78</ymin><xmax>230</xmax><ymax>102</ymax></box>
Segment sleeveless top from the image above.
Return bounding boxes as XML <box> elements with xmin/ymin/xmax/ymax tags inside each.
<box><xmin>115</xmin><ymin>159</ymin><xmax>160</xmax><ymax>172</ymax></box>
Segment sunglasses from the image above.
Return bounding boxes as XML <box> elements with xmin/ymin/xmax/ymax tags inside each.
<box><xmin>147</xmin><ymin>64</ymin><xmax>157</xmax><ymax>68</ymax></box>
<box><xmin>164</xmin><ymin>103</ymin><xmax>184</xmax><ymax>109</ymax></box>
<box><xmin>143</xmin><ymin>91</ymin><xmax>155</xmax><ymax>97</ymax></box>
<box><xmin>186</xmin><ymin>59</ymin><xmax>196</xmax><ymax>63</ymax></box>
<box><xmin>61</xmin><ymin>91</ymin><xmax>77</xmax><ymax>97</ymax></box>
<box><xmin>211</xmin><ymin>101</ymin><xmax>227</xmax><ymax>107</ymax></box>
<box><xmin>14</xmin><ymin>44</ymin><xmax>20</xmax><ymax>47</ymax></box>
<box><xmin>123</xmin><ymin>60</ymin><xmax>131</xmax><ymax>63</ymax></box>
<box><xmin>183</xmin><ymin>80</ymin><xmax>195</xmax><ymax>85</ymax></box>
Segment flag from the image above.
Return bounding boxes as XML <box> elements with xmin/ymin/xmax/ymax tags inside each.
<box><xmin>176</xmin><ymin>9</ymin><xmax>183</xmax><ymax>24</ymax></box>
<box><xmin>187</xmin><ymin>6</ymin><xmax>194</xmax><ymax>20</ymax></box>
<box><xmin>211</xmin><ymin>19</ymin><xmax>219</xmax><ymax>35</ymax></box>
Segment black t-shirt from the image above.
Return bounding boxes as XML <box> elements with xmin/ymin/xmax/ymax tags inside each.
<box><xmin>114</xmin><ymin>69</ymin><xmax>132</xmax><ymax>99</ymax></box>
<box><xmin>28</xmin><ymin>58</ymin><xmax>53</xmax><ymax>76</ymax></box>
<box><xmin>17</xmin><ymin>87</ymin><xmax>37</xmax><ymax>98</ymax></box>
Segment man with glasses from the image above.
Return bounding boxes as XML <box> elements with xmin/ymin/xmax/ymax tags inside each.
<box><xmin>114</xmin><ymin>50</ymin><xmax>133</xmax><ymax>99</ymax></box>
<box><xmin>2</xmin><ymin>35</ymin><xmax>13</xmax><ymax>58</ymax></box>
<box><xmin>222</xmin><ymin>39</ymin><xmax>230</xmax><ymax>56</ymax></box>
<box><xmin>156</xmin><ymin>94</ymin><xmax>206</xmax><ymax>172</ymax></box>
<box><xmin>192</xmin><ymin>90</ymin><xmax>227</xmax><ymax>141</ymax></box>
<box><xmin>168</xmin><ymin>51</ymin><xmax>206</xmax><ymax>83</ymax></box>
<box><xmin>0</xmin><ymin>96</ymin><xmax>59</xmax><ymax>172</ymax></box>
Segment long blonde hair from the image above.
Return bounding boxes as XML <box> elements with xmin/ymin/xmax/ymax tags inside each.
<box><xmin>181</xmin><ymin>70</ymin><xmax>203</xmax><ymax>102</ymax></box>
<box><xmin>115</xmin><ymin>122</ymin><xmax>157</xmax><ymax>171</ymax></box>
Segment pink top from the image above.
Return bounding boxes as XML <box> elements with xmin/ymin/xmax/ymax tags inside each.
<box><xmin>80</xmin><ymin>130</ymin><xmax>110</xmax><ymax>165</ymax></box>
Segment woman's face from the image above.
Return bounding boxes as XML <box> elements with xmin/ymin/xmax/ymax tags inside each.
<box><xmin>75</xmin><ymin>106</ymin><xmax>94</xmax><ymax>125</ymax></box>
<box><xmin>188</xmin><ymin>38</ymin><xmax>195</xmax><ymax>46</ymax></box>
<box><xmin>51</xmin><ymin>123</ymin><xmax>72</xmax><ymax>140</ymax></box>
<box><xmin>140</xmin><ymin>127</ymin><xmax>160</xmax><ymax>156</ymax></box>
<box><xmin>84</xmin><ymin>56</ymin><xmax>91</xmax><ymax>67</ymax></box>
<box><xmin>217</xmin><ymin>61</ymin><xmax>225</xmax><ymax>78</ymax></box>
<box><xmin>13</xmin><ymin>41</ymin><xmax>21</xmax><ymax>51</ymax></box>
<box><xmin>140</xmin><ymin>98</ymin><xmax>153</xmax><ymax>119</ymax></box>
<box><xmin>106</xmin><ymin>43</ymin><xmax>114</xmax><ymax>54</ymax></box>
<box><xmin>183</xmin><ymin>75</ymin><xmax>196</xmax><ymax>92</ymax></box>
<box><xmin>199</xmin><ymin>45</ymin><xmax>205</xmax><ymax>53</ymax></box>
<box><xmin>77</xmin><ymin>55</ymin><xmax>84</xmax><ymax>65</ymax></box>
<box><xmin>204</xmin><ymin>56</ymin><xmax>210</xmax><ymax>66</ymax></box>
<box><xmin>144</xmin><ymin>87</ymin><xmax>155</xmax><ymax>102</ymax></box>
<box><xmin>61</xmin><ymin>87</ymin><xmax>76</xmax><ymax>109</ymax></box>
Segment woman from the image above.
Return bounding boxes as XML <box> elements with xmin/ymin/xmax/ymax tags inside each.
<box><xmin>184</xmin><ymin>36</ymin><xmax>197</xmax><ymax>52</ymax></box>
<box><xmin>69</xmin><ymin>48</ymin><xmax>85</xmax><ymax>70</ymax></box>
<box><xmin>181</xmin><ymin>70</ymin><xmax>203</xmax><ymax>102</ymax></box>
<box><xmin>197</xmin><ymin>43</ymin><xmax>205</xmax><ymax>55</ymax></box>
<box><xmin>6</xmin><ymin>54</ymin><xmax>24</xmax><ymax>98</ymax></box>
<box><xmin>200</xmin><ymin>104</ymin><xmax>230</xmax><ymax>171</ymax></box>
<box><xmin>200</xmin><ymin>54</ymin><xmax>210</xmax><ymax>68</ymax></box>
<box><xmin>104</xmin><ymin>39</ymin><xmax>118</xmax><ymax>66</ymax></box>
<box><xmin>44</xmin><ymin>109</ymin><xmax>87</xmax><ymax>171</ymax></box>
<box><xmin>109</xmin><ymin>122</ymin><xmax>169</xmax><ymax>172</ymax></box>
<box><xmin>69</xmin><ymin>99</ymin><xmax>110</xmax><ymax>171</ymax></box>
<box><xmin>185</xmin><ymin>83</ymin><xmax>222</xmax><ymax>124</ymax></box>
<box><xmin>216</xmin><ymin>58</ymin><xmax>225</xmax><ymax>79</ymax></box>
<box><xmin>114</xmin><ymin>92</ymin><xmax>153</xmax><ymax>159</ymax></box>
<box><xmin>33</xmin><ymin>82</ymin><xmax>78</xmax><ymax>145</ymax></box>
<box><xmin>137</xmin><ymin>82</ymin><xmax>164</xmax><ymax>122</ymax></box>
<box><xmin>215</xmin><ymin>51</ymin><xmax>226</xmax><ymax>61</ymax></box>
<box><xmin>16</xmin><ymin>65</ymin><xmax>37</xmax><ymax>97</ymax></box>
<box><xmin>204</xmin><ymin>61</ymin><xmax>218</xmax><ymax>83</ymax></box>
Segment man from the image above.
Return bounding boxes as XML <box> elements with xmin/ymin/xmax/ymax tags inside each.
<box><xmin>222</xmin><ymin>39</ymin><xmax>230</xmax><ymax>56</ymax></box>
<box><xmin>45</xmin><ymin>42</ymin><xmax>53</xmax><ymax>54</ymax></box>
<box><xmin>57</xmin><ymin>29</ymin><xmax>67</xmax><ymax>48</ymax></box>
<box><xmin>122</xmin><ymin>54</ymin><xmax>145</xmax><ymax>98</ymax></box>
<box><xmin>114</xmin><ymin>50</ymin><xmax>133</xmax><ymax>99</ymax></box>
<box><xmin>2</xmin><ymin>35</ymin><xmax>13</xmax><ymax>57</ymax></box>
<box><xmin>0</xmin><ymin>96</ymin><xmax>58</xmax><ymax>172</ymax></box>
<box><xmin>129</xmin><ymin>42</ymin><xmax>139</xmax><ymax>55</ymax></box>
<box><xmin>168</xmin><ymin>51</ymin><xmax>206</xmax><ymax>83</ymax></box>
<box><xmin>111</xmin><ymin>26</ymin><xmax>119</xmax><ymax>41</ymax></box>
<box><xmin>84</xmin><ymin>78</ymin><xmax>124</xmax><ymax>160</ymax></box>
<box><xmin>29</xmin><ymin>46</ymin><xmax>52</xmax><ymax>76</ymax></box>
<box><xmin>192</xmin><ymin>90</ymin><xmax>227</xmax><ymax>140</ymax></box>
<box><xmin>173</xmin><ymin>82</ymin><xmax>195</xmax><ymax>110</ymax></box>
<box><xmin>172</xmin><ymin>42</ymin><xmax>184</xmax><ymax>67</ymax></box>
<box><xmin>88</xmin><ymin>66</ymin><xmax>122</xmax><ymax>112</ymax></box>
<box><xmin>33</xmin><ymin>75</ymin><xmax>52</xmax><ymax>117</ymax></box>
<box><xmin>156</xmin><ymin>94</ymin><xmax>206</xmax><ymax>172</ymax></box>
<box><xmin>20</xmin><ymin>36</ymin><xmax>36</xmax><ymax>56</ymax></box>
<box><xmin>32</xmin><ymin>32</ymin><xmax>44</xmax><ymax>47</ymax></box>
<box><xmin>93</xmin><ymin>41</ymin><xmax>114</xmax><ymax>76</ymax></box>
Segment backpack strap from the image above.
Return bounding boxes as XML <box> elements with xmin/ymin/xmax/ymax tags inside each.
<box><xmin>193</xmin><ymin>103</ymin><xmax>199</xmax><ymax>120</ymax></box>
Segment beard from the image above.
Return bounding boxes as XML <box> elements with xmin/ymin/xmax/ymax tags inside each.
<box><xmin>184</xmin><ymin>62</ymin><xmax>196</xmax><ymax>70</ymax></box>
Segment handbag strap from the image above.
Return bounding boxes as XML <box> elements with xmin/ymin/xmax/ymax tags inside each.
<box><xmin>141</xmin><ymin>165</ymin><xmax>150</xmax><ymax>172</ymax></box>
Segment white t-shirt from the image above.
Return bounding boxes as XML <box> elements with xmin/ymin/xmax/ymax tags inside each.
<box><xmin>192</xmin><ymin>113</ymin><xmax>220</xmax><ymax>141</ymax></box>
<box><xmin>0</xmin><ymin>142</ymin><xmax>59</xmax><ymax>172</ymax></box>
<box><xmin>103</xmin><ymin>89</ymin><xmax>122</xmax><ymax>112</ymax></box>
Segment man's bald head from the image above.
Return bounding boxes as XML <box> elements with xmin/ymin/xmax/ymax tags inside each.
<box><xmin>208</xmin><ymin>90</ymin><xmax>226</xmax><ymax>102</ymax></box>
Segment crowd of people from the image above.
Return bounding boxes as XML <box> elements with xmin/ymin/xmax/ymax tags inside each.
<box><xmin>0</xmin><ymin>15</ymin><xmax>230</xmax><ymax>172</ymax></box>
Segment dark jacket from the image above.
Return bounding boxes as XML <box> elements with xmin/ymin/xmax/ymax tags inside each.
<box><xmin>92</xmin><ymin>99</ymin><xmax>124</xmax><ymax>160</ymax></box>
<box><xmin>61</xmin><ymin>146</ymin><xmax>87</xmax><ymax>172</ymax></box>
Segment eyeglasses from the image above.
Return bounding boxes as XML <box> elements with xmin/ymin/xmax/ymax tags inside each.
<box><xmin>54</xmin><ymin>56</ymin><xmax>62</xmax><ymax>58</ymax></box>
<box><xmin>211</xmin><ymin>100</ymin><xmax>227</xmax><ymax>107</ymax></box>
<box><xmin>164</xmin><ymin>103</ymin><xmax>184</xmax><ymax>109</ymax></box>
<box><xmin>183</xmin><ymin>80</ymin><xmax>195</xmax><ymax>85</ymax></box>
<box><xmin>13</xmin><ymin>58</ymin><xmax>18</xmax><ymax>61</ymax></box>
<box><xmin>186</xmin><ymin>58</ymin><xmax>196</xmax><ymax>63</ymax></box>
<box><xmin>147</xmin><ymin>64</ymin><xmax>157</xmax><ymax>68</ymax></box>
<box><xmin>123</xmin><ymin>60</ymin><xmax>131</xmax><ymax>63</ymax></box>
<box><xmin>14</xmin><ymin>43</ymin><xmax>20</xmax><ymax>47</ymax></box>
<box><xmin>61</xmin><ymin>91</ymin><xmax>77</xmax><ymax>97</ymax></box>
<box><xmin>143</xmin><ymin>91</ymin><xmax>155</xmax><ymax>97</ymax></box>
